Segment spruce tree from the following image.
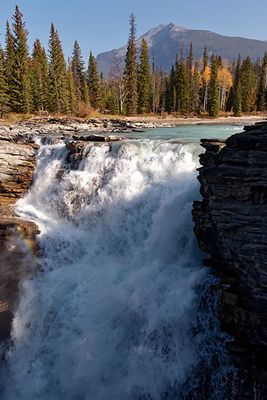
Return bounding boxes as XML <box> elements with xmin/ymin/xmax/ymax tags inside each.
<box><xmin>208</xmin><ymin>54</ymin><xmax>220</xmax><ymax>117</ymax></box>
<box><xmin>187</xmin><ymin>41</ymin><xmax>194</xmax><ymax>113</ymax></box>
<box><xmin>257</xmin><ymin>53</ymin><xmax>267</xmax><ymax>111</ymax></box>
<box><xmin>240</xmin><ymin>57</ymin><xmax>255</xmax><ymax>112</ymax></box>
<box><xmin>179</xmin><ymin>47</ymin><xmax>190</xmax><ymax>114</ymax></box>
<box><xmin>137</xmin><ymin>38</ymin><xmax>151</xmax><ymax>114</ymax></box>
<box><xmin>0</xmin><ymin>48</ymin><xmax>9</xmax><ymax>118</ymax></box>
<box><xmin>4</xmin><ymin>22</ymin><xmax>15</xmax><ymax>108</ymax></box>
<box><xmin>105</xmin><ymin>83</ymin><xmax>119</xmax><ymax>115</ymax></box>
<box><xmin>81</xmin><ymin>72</ymin><xmax>89</xmax><ymax>105</ymax></box>
<box><xmin>87</xmin><ymin>51</ymin><xmax>101</xmax><ymax>109</ymax></box>
<box><xmin>165</xmin><ymin>65</ymin><xmax>175</xmax><ymax>112</ymax></box>
<box><xmin>48</xmin><ymin>23</ymin><xmax>68</xmax><ymax>113</ymax></box>
<box><xmin>72</xmin><ymin>40</ymin><xmax>88</xmax><ymax>103</ymax></box>
<box><xmin>233</xmin><ymin>57</ymin><xmax>242</xmax><ymax>116</ymax></box>
<box><xmin>31</xmin><ymin>39</ymin><xmax>49</xmax><ymax>111</ymax></box>
<box><xmin>172</xmin><ymin>54</ymin><xmax>180</xmax><ymax>112</ymax></box>
<box><xmin>99</xmin><ymin>72</ymin><xmax>107</xmax><ymax>113</ymax></box>
<box><xmin>67</xmin><ymin>58</ymin><xmax>78</xmax><ymax>114</ymax></box>
<box><xmin>109</xmin><ymin>54</ymin><xmax>124</xmax><ymax>114</ymax></box>
<box><xmin>192</xmin><ymin>61</ymin><xmax>201</xmax><ymax>113</ymax></box>
<box><xmin>201</xmin><ymin>45</ymin><xmax>210</xmax><ymax>112</ymax></box>
<box><xmin>10</xmin><ymin>6</ymin><xmax>32</xmax><ymax>113</ymax></box>
<box><xmin>226</xmin><ymin>86</ymin><xmax>234</xmax><ymax>112</ymax></box>
<box><xmin>203</xmin><ymin>45</ymin><xmax>209</xmax><ymax>71</ymax></box>
<box><xmin>123</xmin><ymin>13</ymin><xmax>138</xmax><ymax>115</ymax></box>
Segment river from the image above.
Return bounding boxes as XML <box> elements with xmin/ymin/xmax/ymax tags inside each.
<box><xmin>1</xmin><ymin>125</ymin><xmax>242</xmax><ymax>399</ymax></box>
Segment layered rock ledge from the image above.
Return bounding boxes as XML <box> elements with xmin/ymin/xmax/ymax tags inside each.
<box><xmin>0</xmin><ymin>136</ymin><xmax>39</xmax><ymax>343</ymax></box>
<box><xmin>192</xmin><ymin>121</ymin><xmax>267</xmax><ymax>398</ymax></box>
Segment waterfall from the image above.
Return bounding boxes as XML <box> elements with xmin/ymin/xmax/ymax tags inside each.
<box><xmin>1</xmin><ymin>139</ymin><xmax>236</xmax><ymax>399</ymax></box>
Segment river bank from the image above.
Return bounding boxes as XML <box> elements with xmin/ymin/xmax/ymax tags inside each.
<box><xmin>0</xmin><ymin>115</ymin><xmax>266</xmax><ymax>139</ymax></box>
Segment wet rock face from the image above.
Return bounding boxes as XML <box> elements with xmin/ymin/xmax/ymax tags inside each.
<box><xmin>192</xmin><ymin>121</ymin><xmax>267</xmax><ymax>398</ymax></box>
<box><xmin>0</xmin><ymin>137</ymin><xmax>39</xmax><ymax>343</ymax></box>
<box><xmin>0</xmin><ymin>138</ymin><xmax>38</xmax><ymax>204</ymax></box>
<box><xmin>0</xmin><ymin>218</ymin><xmax>39</xmax><ymax>342</ymax></box>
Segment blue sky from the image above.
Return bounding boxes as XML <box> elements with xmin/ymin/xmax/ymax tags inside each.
<box><xmin>1</xmin><ymin>0</ymin><xmax>267</xmax><ymax>60</ymax></box>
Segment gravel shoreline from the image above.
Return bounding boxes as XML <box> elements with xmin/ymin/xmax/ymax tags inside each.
<box><xmin>0</xmin><ymin>115</ymin><xmax>266</xmax><ymax>139</ymax></box>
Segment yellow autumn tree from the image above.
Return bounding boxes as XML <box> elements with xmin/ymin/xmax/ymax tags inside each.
<box><xmin>218</xmin><ymin>66</ymin><xmax>233</xmax><ymax>111</ymax></box>
<box><xmin>202</xmin><ymin>66</ymin><xmax>211</xmax><ymax>111</ymax></box>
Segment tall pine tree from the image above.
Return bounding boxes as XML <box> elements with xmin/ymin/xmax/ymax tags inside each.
<box><xmin>137</xmin><ymin>38</ymin><xmax>151</xmax><ymax>114</ymax></box>
<box><xmin>4</xmin><ymin>22</ymin><xmax>15</xmax><ymax>110</ymax></box>
<box><xmin>240</xmin><ymin>57</ymin><xmax>255</xmax><ymax>112</ymax></box>
<box><xmin>72</xmin><ymin>41</ymin><xmax>89</xmax><ymax>104</ymax></box>
<box><xmin>48</xmin><ymin>23</ymin><xmax>68</xmax><ymax>113</ymax></box>
<box><xmin>31</xmin><ymin>39</ymin><xmax>49</xmax><ymax>111</ymax></box>
<box><xmin>179</xmin><ymin>47</ymin><xmax>190</xmax><ymax>114</ymax></box>
<box><xmin>201</xmin><ymin>45</ymin><xmax>210</xmax><ymax>112</ymax></box>
<box><xmin>187</xmin><ymin>41</ymin><xmax>194</xmax><ymax>113</ymax></box>
<box><xmin>67</xmin><ymin>58</ymin><xmax>78</xmax><ymax>114</ymax></box>
<box><xmin>87</xmin><ymin>51</ymin><xmax>101</xmax><ymax>109</ymax></box>
<box><xmin>208</xmin><ymin>54</ymin><xmax>220</xmax><ymax>117</ymax></box>
<box><xmin>0</xmin><ymin>48</ymin><xmax>9</xmax><ymax>118</ymax></box>
<box><xmin>257</xmin><ymin>53</ymin><xmax>267</xmax><ymax>111</ymax></box>
<box><xmin>10</xmin><ymin>6</ymin><xmax>32</xmax><ymax>113</ymax></box>
<box><xmin>233</xmin><ymin>56</ymin><xmax>242</xmax><ymax>116</ymax></box>
<box><xmin>124</xmin><ymin>13</ymin><xmax>138</xmax><ymax>115</ymax></box>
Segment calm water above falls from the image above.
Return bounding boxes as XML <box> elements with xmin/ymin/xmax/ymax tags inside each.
<box><xmin>1</xmin><ymin>126</ymin><xmax>240</xmax><ymax>399</ymax></box>
<box><xmin>124</xmin><ymin>124</ymin><xmax>243</xmax><ymax>141</ymax></box>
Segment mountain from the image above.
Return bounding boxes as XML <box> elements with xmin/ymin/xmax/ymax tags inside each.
<box><xmin>97</xmin><ymin>23</ymin><xmax>267</xmax><ymax>76</ymax></box>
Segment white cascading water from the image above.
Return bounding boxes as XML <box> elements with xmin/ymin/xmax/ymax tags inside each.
<box><xmin>1</xmin><ymin>139</ymin><xmax>235</xmax><ymax>399</ymax></box>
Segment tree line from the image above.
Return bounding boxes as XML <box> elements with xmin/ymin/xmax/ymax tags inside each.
<box><xmin>0</xmin><ymin>7</ymin><xmax>267</xmax><ymax>118</ymax></box>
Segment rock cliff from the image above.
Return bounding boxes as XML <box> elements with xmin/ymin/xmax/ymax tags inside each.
<box><xmin>0</xmin><ymin>136</ymin><xmax>39</xmax><ymax>343</ymax></box>
<box><xmin>192</xmin><ymin>121</ymin><xmax>267</xmax><ymax>399</ymax></box>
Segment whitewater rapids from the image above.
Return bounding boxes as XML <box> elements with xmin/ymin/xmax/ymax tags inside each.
<box><xmin>1</xmin><ymin>138</ymin><xmax>235</xmax><ymax>399</ymax></box>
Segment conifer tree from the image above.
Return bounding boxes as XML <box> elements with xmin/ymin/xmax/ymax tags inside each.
<box><xmin>187</xmin><ymin>41</ymin><xmax>194</xmax><ymax>113</ymax></box>
<box><xmin>172</xmin><ymin>54</ymin><xmax>180</xmax><ymax>112</ymax></box>
<box><xmin>4</xmin><ymin>22</ymin><xmax>16</xmax><ymax>109</ymax></box>
<box><xmin>105</xmin><ymin>83</ymin><xmax>119</xmax><ymax>115</ymax></box>
<box><xmin>0</xmin><ymin>48</ymin><xmax>9</xmax><ymax>118</ymax></box>
<box><xmin>165</xmin><ymin>65</ymin><xmax>175</xmax><ymax>112</ymax></box>
<box><xmin>87</xmin><ymin>51</ymin><xmax>101</xmax><ymax>109</ymax></box>
<box><xmin>226</xmin><ymin>86</ymin><xmax>234</xmax><ymax>112</ymax></box>
<box><xmin>179</xmin><ymin>47</ymin><xmax>190</xmax><ymax>114</ymax></box>
<box><xmin>203</xmin><ymin>45</ymin><xmax>209</xmax><ymax>71</ymax></box>
<box><xmin>67</xmin><ymin>58</ymin><xmax>78</xmax><ymax>114</ymax></box>
<box><xmin>240</xmin><ymin>57</ymin><xmax>255</xmax><ymax>112</ymax></box>
<box><xmin>81</xmin><ymin>72</ymin><xmax>89</xmax><ymax>105</ymax></box>
<box><xmin>137</xmin><ymin>38</ymin><xmax>151</xmax><ymax>114</ymax></box>
<box><xmin>72</xmin><ymin>40</ymin><xmax>88</xmax><ymax>104</ymax></box>
<box><xmin>192</xmin><ymin>61</ymin><xmax>201</xmax><ymax>113</ymax></box>
<box><xmin>201</xmin><ymin>45</ymin><xmax>210</xmax><ymax>112</ymax></box>
<box><xmin>48</xmin><ymin>23</ymin><xmax>68</xmax><ymax>113</ymax></box>
<box><xmin>10</xmin><ymin>6</ymin><xmax>32</xmax><ymax>113</ymax></box>
<box><xmin>208</xmin><ymin>54</ymin><xmax>220</xmax><ymax>117</ymax></box>
<box><xmin>31</xmin><ymin>39</ymin><xmax>49</xmax><ymax>111</ymax></box>
<box><xmin>257</xmin><ymin>53</ymin><xmax>267</xmax><ymax>111</ymax></box>
<box><xmin>233</xmin><ymin>56</ymin><xmax>242</xmax><ymax>116</ymax></box>
<box><xmin>109</xmin><ymin>54</ymin><xmax>125</xmax><ymax>114</ymax></box>
<box><xmin>99</xmin><ymin>72</ymin><xmax>108</xmax><ymax>112</ymax></box>
<box><xmin>124</xmin><ymin>13</ymin><xmax>138</xmax><ymax>115</ymax></box>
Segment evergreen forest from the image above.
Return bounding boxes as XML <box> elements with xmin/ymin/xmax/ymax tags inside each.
<box><xmin>1</xmin><ymin>7</ymin><xmax>267</xmax><ymax>118</ymax></box>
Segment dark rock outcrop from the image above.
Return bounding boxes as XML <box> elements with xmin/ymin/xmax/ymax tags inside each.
<box><xmin>192</xmin><ymin>121</ymin><xmax>267</xmax><ymax>398</ymax></box>
<box><xmin>0</xmin><ymin>137</ymin><xmax>39</xmax><ymax>343</ymax></box>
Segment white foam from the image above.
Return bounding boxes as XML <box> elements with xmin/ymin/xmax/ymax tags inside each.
<box><xmin>2</xmin><ymin>139</ymin><xmax>223</xmax><ymax>399</ymax></box>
